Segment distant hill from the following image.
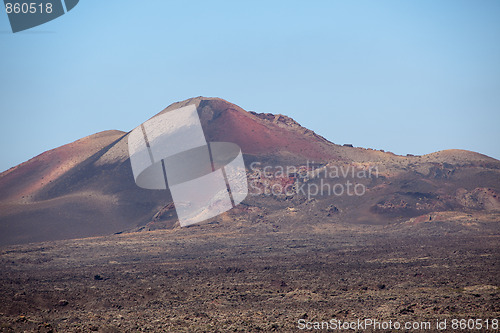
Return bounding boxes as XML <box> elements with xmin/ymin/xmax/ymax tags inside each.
<box><xmin>1</xmin><ymin>97</ymin><xmax>499</xmax><ymax>245</ymax></box>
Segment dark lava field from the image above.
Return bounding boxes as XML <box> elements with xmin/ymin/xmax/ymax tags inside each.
<box><xmin>1</xmin><ymin>217</ymin><xmax>498</xmax><ymax>332</ymax></box>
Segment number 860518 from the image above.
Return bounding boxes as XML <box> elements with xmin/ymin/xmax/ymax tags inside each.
<box><xmin>5</xmin><ymin>2</ymin><xmax>53</xmax><ymax>14</ymax></box>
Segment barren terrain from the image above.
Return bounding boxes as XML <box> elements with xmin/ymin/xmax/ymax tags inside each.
<box><xmin>1</xmin><ymin>97</ymin><xmax>499</xmax><ymax>331</ymax></box>
<box><xmin>1</xmin><ymin>215</ymin><xmax>498</xmax><ymax>332</ymax></box>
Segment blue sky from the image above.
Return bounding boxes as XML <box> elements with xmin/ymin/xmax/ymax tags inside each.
<box><xmin>1</xmin><ymin>0</ymin><xmax>499</xmax><ymax>172</ymax></box>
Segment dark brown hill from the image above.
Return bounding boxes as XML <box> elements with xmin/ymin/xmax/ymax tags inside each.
<box><xmin>0</xmin><ymin>97</ymin><xmax>499</xmax><ymax>245</ymax></box>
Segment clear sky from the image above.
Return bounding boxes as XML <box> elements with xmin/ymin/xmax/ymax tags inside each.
<box><xmin>1</xmin><ymin>0</ymin><xmax>499</xmax><ymax>172</ymax></box>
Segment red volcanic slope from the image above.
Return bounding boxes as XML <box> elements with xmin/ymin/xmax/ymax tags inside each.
<box><xmin>0</xmin><ymin>130</ymin><xmax>125</xmax><ymax>203</ymax></box>
<box><xmin>162</xmin><ymin>97</ymin><xmax>342</xmax><ymax>161</ymax></box>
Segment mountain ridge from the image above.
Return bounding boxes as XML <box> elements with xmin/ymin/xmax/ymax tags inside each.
<box><xmin>0</xmin><ymin>97</ymin><xmax>499</xmax><ymax>245</ymax></box>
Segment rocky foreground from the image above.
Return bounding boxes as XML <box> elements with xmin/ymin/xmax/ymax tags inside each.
<box><xmin>1</xmin><ymin>215</ymin><xmax>498</xmax><ymax>332</ymax></box>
